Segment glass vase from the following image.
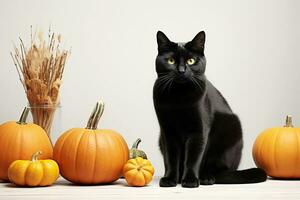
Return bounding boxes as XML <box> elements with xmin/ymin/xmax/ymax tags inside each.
<box><xmin>28</xmin><ymin>104</ymin><xmax>61</xmax><ymax>144</ymax></box>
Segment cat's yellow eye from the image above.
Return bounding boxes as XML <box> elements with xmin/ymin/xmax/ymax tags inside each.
<box><xmin>186</xmin><ymin>58</ymin><xmax>196</xmax><ymax>65</ymax></box>
<box><xmin>167</xmin><ymin>58</ymin><xmax>176</xmax><ymax>65</ymax></box>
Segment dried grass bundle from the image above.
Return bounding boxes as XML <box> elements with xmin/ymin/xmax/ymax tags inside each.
<box><xmin>11</xmin><ymin>28</ymin><xmax>69</xmax><ymax>136</ymax></box>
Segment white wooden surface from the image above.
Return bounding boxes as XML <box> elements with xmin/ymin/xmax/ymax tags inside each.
<box><xmin>1</xmin><ymin>177</ymin><xmax>300</xmax><ymax>200</ymax></box>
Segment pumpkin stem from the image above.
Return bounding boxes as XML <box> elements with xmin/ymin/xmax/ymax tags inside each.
<box><xmin>17</xmin><ymin>107</ymin><xmax>30</xmax><ymax>124</ymax></box>
<box><xmin>132</xmin><ymin>138</ymin><xmax>142</xmax><ymax>149</ymax></box>
<box><xmin>92</xmin><ymin>101</ymin><xmax>105</xmax><ymax>129</ymax></box>
<box><xmin>86</xmin><ymin>101</ymin><xmax>105</xmax><ymax>130</ymax></box>
<box><xmin>284</xmin><ymin>115</ymin><xmax>293</xmax><ymax>127</ymax></box>
<box><xmin>31</xmin><ymin>151</ymin><xmax>42</xmax><ymax>162</ymax></box>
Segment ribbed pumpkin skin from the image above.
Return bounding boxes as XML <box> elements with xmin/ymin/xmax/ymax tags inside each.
<box><xmin>8</xmin><ymin>158</ymin><xmax>59</xmax><ymax>186</ymax></box>
<box><xmin>253</xmin><ymin>127</ymin><xmax>300</xmax><ymax>178</ymax></box>
<box><xmin>0</xmin><ymin>122</ymin><xmax>53</xmax><ymax>181</ymax></box>
<box><xmin>123</xmin><ymin>157</ymin><xmax>154</xmax><ymax>187</ymax></box>
<box><xmin>53</xmin><ymin>128</ymin><xmax>129</xmax><ymax>184</ymax></box>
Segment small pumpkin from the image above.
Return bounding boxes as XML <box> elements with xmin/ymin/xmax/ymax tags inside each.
<box><xmin>123</xmin><ymin>157</ymin><xmax>154</xmax><ymax>187</ymax></box>
<box><xmin>53</xmin><ymin>101</ymin><xmax>129</xmax><ymax>184</ymax></box>
<box><xmin>253</xmin><ymin>115</ymin><xmax>300</xmax><ymax>178</ymax></box>
<box><xmin>129</xmin><ymin>138</ymin><xmax>147</xmax><ymax>159</ymax></box>
<box><xmin>8</xmin><ymin>151</ymin><xmax>59</xmax><ymax>186</ymax></box>
<box><xmin>0</xmin><ymin>107</ymin><xmax>53</xmax><ymax>181</ymax></box>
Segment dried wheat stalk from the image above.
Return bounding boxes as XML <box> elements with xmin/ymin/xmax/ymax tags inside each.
<box><xmin>11</xmin><ymin>27</ymin><xmax>69</xmax><ymax>136</ymax></box>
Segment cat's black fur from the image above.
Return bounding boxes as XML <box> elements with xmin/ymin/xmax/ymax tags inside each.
<box><xmin>153</xmin><ymin>31</ymin><xmax>267</xmax><ymax>188</ymax></box>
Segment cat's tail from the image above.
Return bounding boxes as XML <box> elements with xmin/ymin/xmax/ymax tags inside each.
<box><xmin>215</xmin><ymin>168</ymin><xmax>267</xmax><ymax>184</ymax></box>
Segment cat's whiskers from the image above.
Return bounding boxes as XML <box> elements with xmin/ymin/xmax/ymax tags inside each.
<box><xmin>165</xmin><ymin>74</ymin><xmax>175</xmax><ymax>94</ymax></box>
<box><xmin>155</xmin><ymin>76</ymin><xmax>171</xmax><ymax>87</ymax></box>
<box><xmin>167</xmin><ymin>78</ymin><xmax>174</xmax><ymax>94</ymax></box>
<box><xmin>155</xmin><ymin>73</ymin><xmax>175</xmax><ymax>95</ymax></box>
<box><xmin>191</xmin><ymin>76</ymin><xmax>205</xmax><ymax>91</ymax></box>
<box><xmin>161</xmin><ymin>79</ymin><xmax>173</xmax><ymax>95</ymax></box>
<box><xmin>155</xmin><ymin>78</ymin><xmax>171</xmax><ymax>91</ymax></box>
<box><xmin>156</xmin><ymin>73</ymin><xmax>173</xmax><ymax>83</ymax></box>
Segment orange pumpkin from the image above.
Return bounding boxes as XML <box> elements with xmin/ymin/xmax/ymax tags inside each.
<box><xmin>0</xmin><ymin>107</ymin><xmax>53</xmax><ymax>181</ymax></box>
<box><xmin>8</xmin><ymin>151</ymin><xmax>59</xmax><ymax>186</ymax></box>
<box><xmin>123</xmin><ymin>157</ymin><xmax>154</xmax><ymax>187</ymax></box>
<box><xmin>253</xmin><ymin>115</ymin><xmax>300</xmax><ymax>178</ymax></box>
<box><xmin>53</xmin><ymin>101</ymin><xmax>129</xmax><ymax>184</ymax></box>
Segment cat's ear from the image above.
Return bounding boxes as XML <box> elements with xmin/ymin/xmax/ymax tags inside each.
<box><xmin>190</xmin><ymin>31</ymin><xmax>206</xmax><ymax>53</ymax></box>
<box><xmin>157</xmin><ymin>31</ymin><xmax>171</xmax><ymax>52</ymax></box>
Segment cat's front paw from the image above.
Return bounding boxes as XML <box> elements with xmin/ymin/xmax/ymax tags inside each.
<box><xmin>181</xmin><ymin>176</ymin><xmax>199</xmax><ymax>188</ymax></box>
<box><xmin>200</xmin><ymin>175</ymin><xmax>215</xmax><ymax>185</ymax></box>
<box><xmin>159</xmin><ymin>176</ymin><xmax>177</xmax><ymax>187</ymax></box>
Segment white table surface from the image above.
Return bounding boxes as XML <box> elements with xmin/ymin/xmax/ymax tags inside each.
<box><xmin>1</xmin><ymin>177</ymin><xmax>300</xmax><ymax>200</ymax></box>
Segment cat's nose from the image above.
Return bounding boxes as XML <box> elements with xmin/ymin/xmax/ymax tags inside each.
<box><xmin>178</xmin><ymin>66</ymin><xmax>186</xmax><ymax>74</ymax></box>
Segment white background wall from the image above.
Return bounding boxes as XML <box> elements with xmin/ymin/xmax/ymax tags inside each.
<box><xmin>0</xmin><ymin>0</ymin><xmax>299</xmax><ymax>176</ymax></box>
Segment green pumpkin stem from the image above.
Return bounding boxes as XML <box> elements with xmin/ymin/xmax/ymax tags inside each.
<box><xmin>92</xmin><ymin>101</ymin><xmax>104</xmax><ymax>129</ymax></box>
<box><xmin>17</xmin><ymin>107</ymin><xmax>30</xmax><ymax>124</ymax></box>
<box><xmin>86</xmin><ymin>101</ymin><xmax>105</xmax><ymax>130</ymax></box>
<box><xmin>132</xmin><ymin>138</ymin><xmax>142</xmax><ymax>149</ymax></box>
<box><xmin>284</xmin><ymin>115</ymin><xmax>293</xmax><ymax>127</ymax></box>
<box><xmin>31</xmin><ymin>151</ymin><xmax>42</xmax><ymax>162</ymax></box>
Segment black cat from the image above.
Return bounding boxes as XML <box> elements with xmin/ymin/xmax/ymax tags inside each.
<box><xmin>153</xmin><ymin>31</ymin><xmax>267</xmax><ymax>188</ymax></box>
